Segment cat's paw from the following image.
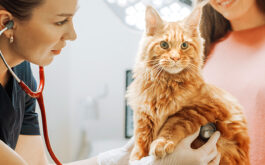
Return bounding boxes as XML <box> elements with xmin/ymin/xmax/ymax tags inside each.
<box><xmin>149</xmin><ymin>138</ymin><xmax>176</xmax><ymax>159</ymax></box>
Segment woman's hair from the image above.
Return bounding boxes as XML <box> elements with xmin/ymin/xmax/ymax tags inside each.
<box><xmin>0</xmin><ymin>0</ymin><xmax>44</xmax><ymax>20</ymax></box>
<box><xmin>198</xmin><ymin>0</ymin><xmax>265</xmax><ymax>61</ymax></box>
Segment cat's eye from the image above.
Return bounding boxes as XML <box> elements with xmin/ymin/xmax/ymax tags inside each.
<box><xmin>160</xmin><ymin>41</ymin><xmax>169</xmax><ymax>49</ymax></box>
<box><xmin>181</xmin><ymin>42</ymin><xmax>189</xmax><ymax>50</ymax></box>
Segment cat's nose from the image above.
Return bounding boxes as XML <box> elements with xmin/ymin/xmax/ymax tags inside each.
<box><xmin>170</xmin><ymin>56</ymin><xmax>179</xmax><ymax>61</ymax></box>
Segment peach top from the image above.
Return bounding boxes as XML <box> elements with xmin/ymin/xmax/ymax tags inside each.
<box><xmin>203</xmin><ymin>25</ymin><xmax>265</xmax><ymax>164</ymax></box>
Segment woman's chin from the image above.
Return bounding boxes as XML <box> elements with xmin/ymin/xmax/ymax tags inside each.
<box><xmin>31</xmin><ymin>57</ymin><xmax>54</xmax><ymax>66</ymax></box>
<box><xmin>43</xmin><ymin>57</ymin><xmax>54</xmax><ymax>66</ymax></box>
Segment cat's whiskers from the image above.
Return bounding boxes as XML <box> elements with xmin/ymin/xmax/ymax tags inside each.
<box><xmin>145</xmin><ymin>59</ymin><xmax>158</xmax><ymax>63</ymax></box>
<box><xmin>185</xmin><ymin>66</ymin><xmax>198</xmax><ymax>78</ymax></box>
<box><xmin>149</xmin><ymin>64</ymin><xmax>161</xmax><ymax>79</ymax></box>
<box><xmin>155</xmin><ymin>67</ymin><xmax>164</xmax><ymax>80</ymax></box>
<box><xmin>151</xmin><ymin>63</ymin><xmax>160</xmax><ymax>70</ymax></box>
<box><xmin>188</xmin><ymin>65</ymin><xmax>202</xmax><ymax>78</ymax></box>
<box><xmin>187</xmin><ymin>65</ymin><xmax>198</xmax><ymax>73</ymax></box>
<box><xmin>180</xmin><ymin>60</ymin><xmax>200</xmax><ymax>71</ymax></box>
<box><xmin>179</xmin><ymin>61</ymin><xmax>200</xmax><ymax>77</ymax></box>
<box><xmin>144</xmin><ymin>59</ymin><xmax>159</xmax><ymax>65</ymax></box>
<box><xmin>151</xmin><ymin>64</ymin><xmax>161</xmax><ymax>76</ymax></box>
<box><xmin>152</xmin><ymin>66</ymin><xmax>161</xmax><ymax>76</ymax></box>
<box><xmin>188</xmin><ymin>63</ymin><xmax>200</xmax><ymax>71</ymax></box>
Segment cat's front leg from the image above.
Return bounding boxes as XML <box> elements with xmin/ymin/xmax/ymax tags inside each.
<box><xmin>150</xmin><ymin>108</ymin><xmax>210</xmax><ymax>159</ymax></box>
<box><xmin>130</xmin><ymin>111</ymin><xmax>159</xmax><ymax>161</ymax></box>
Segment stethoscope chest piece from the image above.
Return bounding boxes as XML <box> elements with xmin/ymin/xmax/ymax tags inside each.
<box><xmin>199</xmin><ymin>123</ymin><xmax>216</xmax><ymax>141</ymax></box>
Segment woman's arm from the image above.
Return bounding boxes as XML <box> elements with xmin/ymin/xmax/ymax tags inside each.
<box><xmin>16</xmin><ymin>133</ymin><xmax>132</xmax><ymax>165</ymax></box>
<box><xmin>0</xmin><ymin>140</ymin><xmax>28</xmax><ymax>165</ymax></box>
<box><xmin>15</xmin><ymin>135</ymin><xmax>49</xmax><ymax>165</ymax></box>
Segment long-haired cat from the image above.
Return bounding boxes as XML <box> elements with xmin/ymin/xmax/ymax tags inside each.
<box><xmin>126</xmin><ymin>5</ymin><xmax>249</xmax><ymax>165</ymax></box>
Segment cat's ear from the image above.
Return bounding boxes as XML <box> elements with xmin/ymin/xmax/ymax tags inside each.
<box><xmin>145</xmin><ymin>6</ymin><xmax>164</xmax><ymax>36</ymax></box>
<box><xmin>185</xmin><ymin>6</ymin><xmax>202</xmax><ymax>28</ymax></box>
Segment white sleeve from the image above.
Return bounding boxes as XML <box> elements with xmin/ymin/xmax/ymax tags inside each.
<box><xmin>129</xmin><ymin>156</ymin><xmax>155</xmax><ymax>165</ymax></box>
<box><xmin>97</xmin><ymin>148</ymin><xmax>130</xmax><ymax>165</ymax></box>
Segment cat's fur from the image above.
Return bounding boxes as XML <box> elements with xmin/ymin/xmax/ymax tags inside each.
<box><xmin>126</xmin><ymin>5</ymin><xmax>250</xmax><ymax>164</ymax></box>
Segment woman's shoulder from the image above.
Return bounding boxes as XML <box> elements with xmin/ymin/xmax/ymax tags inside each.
<box><xmin>13</xmin><ymin>61</ymin><xmax>31</xmax><ymax>71</ymax></box>
<box><xmin>215</xmin><ymin>24</ymin><xmax>265</xmax><ymax>46</ymax></box>
<box><xmin>204</xmin><ymin>25</ymin><xmax>265</xmax><ymax>65</ymax></box>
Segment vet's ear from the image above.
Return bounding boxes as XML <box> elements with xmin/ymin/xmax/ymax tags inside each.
<box><xmin>0</xmin><ymin>10</ymin><xmax>15</xmax><ymax>38</ymax></box>
<box><xmin>145</xmin><ymin>6</ymin><xmax>164</xmax><ymax>36</ymax></box>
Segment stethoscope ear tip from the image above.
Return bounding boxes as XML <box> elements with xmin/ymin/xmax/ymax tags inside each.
<box><xmin>5</xmin><ymin>20</ymin><xmax>14</xmax><ymax>30</ymax></box>
<box><xmin>0</xmin><ymin>20</ymin><xmax>14</xmax><ymax>36</ymax></box>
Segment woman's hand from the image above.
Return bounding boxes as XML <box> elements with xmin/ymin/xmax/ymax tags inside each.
<box><xmin>130</xmin><ymin>129</ymin><xmax>221</xmax><ymax>165</ymax></box>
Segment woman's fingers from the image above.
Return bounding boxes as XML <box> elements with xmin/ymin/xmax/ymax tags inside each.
<box><xmin>205</xmin><ymin>146</ymin><xmax>218</xmax><ymax>163</ymax></box>
<box><xmin>182</xmin><ymin>129</ymin><xmax>201</xmax><ymax>145</ymax></box>
<box><xmin>208</xmin><ymin>153</ymin><xmax>221</xmax><ymax>165</ymax></box>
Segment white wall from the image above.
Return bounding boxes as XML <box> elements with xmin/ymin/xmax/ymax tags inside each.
<box><xmin>33</xmin><ymin>0</ymin><xmax>142</xmax><ymax>163</ymax></box>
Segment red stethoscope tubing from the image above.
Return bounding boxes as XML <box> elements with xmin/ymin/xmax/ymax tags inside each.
<box><xmin>19</xmin><ymin>67</ymin><xmax>62</xmax><ymax>165</ymax></box>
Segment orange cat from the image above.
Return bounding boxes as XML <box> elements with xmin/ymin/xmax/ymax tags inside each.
<box><xmin>126</xmin><ymin>5</ymin><xmax>250</xmax><ymax>164</ymax></box>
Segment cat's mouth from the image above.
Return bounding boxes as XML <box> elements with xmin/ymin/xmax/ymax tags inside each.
<box><xmin>159</xmin><ymin>60</ymin><xmax>185</xmax><ymax>74</ymax></box>
<box><xmin>163</xmin><ymin>66</ymin><xmax>184</xmax><ymax>74</ymax></box>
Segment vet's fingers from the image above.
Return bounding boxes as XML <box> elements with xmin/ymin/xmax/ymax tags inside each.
<box><xmin>182</xmin><ymin>129</ymin><xmax>200</xmax><ymax>145</ymax></box>
<box><xmin>199</xmin><ymin>131</ymin><xmax>220</xmax><ymax>153</ymax></box>
<box><xmin>208</xmin><ymin>153</ymin><xmax>221</xmax><ymax>165</ymax></box>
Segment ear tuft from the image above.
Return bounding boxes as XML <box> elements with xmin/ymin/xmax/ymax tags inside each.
<box><xmin>185</xmin><ymin>7</ymin><xmax>202</xmax><ymax>27</ymax></box>
<box><xmin>145</xmin><ymin>6</ymin><xmax>164</xmax><ymax>36</ymax></box>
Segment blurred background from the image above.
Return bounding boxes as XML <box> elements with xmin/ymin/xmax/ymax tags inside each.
<box><xmin>31</xmin><ymin>0</ymin><xmax>193</xmax><ymax>163</ymax></box>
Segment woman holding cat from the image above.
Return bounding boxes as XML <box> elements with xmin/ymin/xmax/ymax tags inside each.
<box><xmin>200</xmin><ymin>0</ymin><xmax>265</xmax><ymax>164</ymax></box>
<box><xmin>131</xmin><ymin>0</ymin><xmax>264</xmax><ymax>164</ymax></box>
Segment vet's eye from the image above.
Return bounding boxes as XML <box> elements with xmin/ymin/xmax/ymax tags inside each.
<box><xmin>181</xmin><ymin>42</ymin><xmax>189</xmax><ymax>50</ymax></box>
<box><xmin>160</xmin><ymin>41</ymin><xmax>169</xmax><ymax>49</ymax></box>
<box><xmin>55</xmin><ymin>18</ymin><xmax>69</xmax><ymax>26</ymax></box>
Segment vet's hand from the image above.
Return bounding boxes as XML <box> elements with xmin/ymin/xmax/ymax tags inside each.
<box><xmin>97</xmin><ymin>137</ymin><xmax>135</xmax><ymax>165</ymax></box>
<box><xmin>130</xmin><ymin>129</ymin><xmax>221</xmax><ymax>165</ymax></box>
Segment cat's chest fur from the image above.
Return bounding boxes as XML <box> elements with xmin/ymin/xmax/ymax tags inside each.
<box><xmin>128</xmin><ymin>72</ymin><xmax>236</xmax><ymax>120</ymax></box>
<box><xmin>130</xmin><ymin>75</ymin><xmax>202</xmax><ymax>118</ymax></box>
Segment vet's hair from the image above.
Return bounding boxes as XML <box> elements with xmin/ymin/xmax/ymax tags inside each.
<box><xmin>0</xmin><ymin>0</ymin><xmax>44</xmax><ymax>20</ymax></box>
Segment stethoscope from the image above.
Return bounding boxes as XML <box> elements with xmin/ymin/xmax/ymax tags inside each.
<box><xmin>199</xmin><ymin>123</ymin><xmax>217</xmax><ymax>141</ymax></box>
<box><xmin>0</xmin><ymin>21</ymin><xmax>62</xmax><ymax>165</ymax></box>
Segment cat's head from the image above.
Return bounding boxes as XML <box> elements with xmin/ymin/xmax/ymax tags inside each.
<box><xmin>138</xmin><ymin>5</ymin><xmax>204</xmax><ymax>76</ymax></box>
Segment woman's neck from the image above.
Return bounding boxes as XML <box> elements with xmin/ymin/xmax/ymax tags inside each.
<box><xmin>0</xmin><ymin>69</ymin><xmax>10</xmax><ymax>87</ymax></box>
<box><xmin>230</xmin><ymin>4</ymin><xmax>265</xmax><ymax>31</ymax></box>
<box><xmin>0</xmin><ymin>41</ymin><xmax>23</xmax><ymax>86</ymax></box>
